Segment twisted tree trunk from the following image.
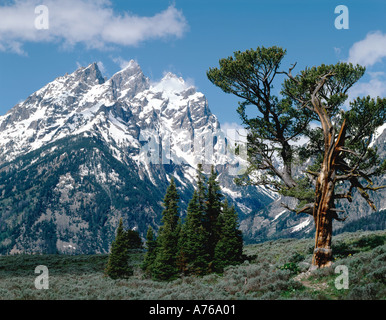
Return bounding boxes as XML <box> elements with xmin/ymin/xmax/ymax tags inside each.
<box><xmin>311</xmin><ymin>165</ymin><xmax>335</xmax><ymax>269</ymax></box>
<box><xmin>311</xmin><ymin>116</ymin><xmax>347</xmax><ymax>269</ymax></box>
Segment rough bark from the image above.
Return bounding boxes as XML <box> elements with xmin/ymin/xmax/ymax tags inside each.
<box><xmin>309</xmin><ymin>74</ymin><xmax>347</xmax><ymax>268</ymax></box>
<box><xmin>311</xmin><ymin>116</ymin><xmax>347</xmax><ymax>268</ymax></box>
<box><xmin>312</xmin><ymin>170</ymin><xmax>334</xmax><ymax>269</ymax></box>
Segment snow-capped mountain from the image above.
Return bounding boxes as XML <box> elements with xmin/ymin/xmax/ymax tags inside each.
<box><xmin>0</xmin><ymin>61</ymin><xmax>273</xmax><ymax>254</ymax></box>
<box><xmin>0</xmin><ymin>61</ymin><xmax>243</xmax><ymax>178</ymax></box>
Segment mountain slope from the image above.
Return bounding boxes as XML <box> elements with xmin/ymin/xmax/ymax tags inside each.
<box><xmin>0</xmin><ymin>61</ymin><xmax>273</xmax><ymax>254</ymax></box>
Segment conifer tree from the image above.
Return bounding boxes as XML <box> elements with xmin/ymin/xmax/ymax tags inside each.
<box><xmin>213</xmin><ymin>199</ymin><xmax>243</xmax><ymax>273</ymax></box>
<box><xmin>205</xmin><ymin>165</ymin><xmax>223</xmax><ymax>263</ymax></box>
<box><xmin>176</xmin><ymin>221</ymin><xmax>188</xmax><ymax>274</ymax></box>
<box><xmin>125</xmin><ymin>229</ymin><xmax>143</xmax><ymax>250</ymax></box>
<box><xmin>141</xmin><ymin>226</ymin><xmax>157</xmax><ymax>275</ymax></box>
<box><xmin>182</xmin><ymin>189</ymin><xmax>210</xmax><ymax>276</ymax></box>
<box><xmin>196</xmin><ymin>164</ymin><xmax>207</xmax><ymax>214</ymax></box>
<box><xmin>152</xmin><ymin>178</ymin><xmax>181</xmax><ymax>281</ymax></box>
<box><xmin>105</xmin><ymin>218</ymin><xmax>133</xmax><ymax>279</ymax></box>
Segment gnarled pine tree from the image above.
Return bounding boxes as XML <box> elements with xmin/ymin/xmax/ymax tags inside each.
<box><xmin>207</xmin><ymin>46</ymin><xmax>386</xmax><ymax>269</ymax></box>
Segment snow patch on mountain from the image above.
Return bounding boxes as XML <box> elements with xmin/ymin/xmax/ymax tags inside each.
<box><xmin>291</xmin><ymin>217</ymin><xmax>312</xmax><ymax>233</ymax></box>
<box><xmin>370</xmin><ymin>122</ymin><xmax>386</xmax><ymax>147</ymax></box>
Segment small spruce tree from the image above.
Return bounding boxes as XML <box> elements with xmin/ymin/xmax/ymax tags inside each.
<box><xmin>152</xmin><ymin>178</ymin><xmax>181</xmax><ymax>281</ymax></box>
<box><xmin>176</xmin><ymin>221</ymin><xmax>189</xmax><ymax>274</ymax></box>
<box><xmin>141</xmin><ymin>226</ymin><xmax>157</xmax><ymax>275</ymax></box>
<box><xmin>213</xmin><ymin>199</ymin><xmax>243</xmax><ymax>273</ymax></box>
<box><xmin>183</xmin><ymin>189</ymin><xmax>210</xmax><ymax>276</ymax></box>
<box><xmin>125</xmin><ymin>229</ymin><xmax>142</xmax><ymax>250</ymax></box>
<box><xmin>105</xmin><ymin>218</ymin><xmax>133</xmax><ymax>279</ymax></box>
<box><xmin>205</xmin><ymin>165</ymin><xmax>223</xmax><ymax>265</ymax></box>
<box><xmin>196</xmin><ymin>164</ymin><xmax>207</xmax><ymax>213</ymax></box>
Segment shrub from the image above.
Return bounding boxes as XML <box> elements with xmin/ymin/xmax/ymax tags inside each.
<box><xmin>354</xmin><ymin>234</ymin><xmax>385</xmax><ymax>250</ymax></box>
<box><xmin>277</xmin><ymin>262</ymin><xmax>300</xmax><ymax>275</ymax></box>
<box><xmin>347</xmin><ymin>283</ymin><xmax>383</xmax><ymax>300</ymax></box>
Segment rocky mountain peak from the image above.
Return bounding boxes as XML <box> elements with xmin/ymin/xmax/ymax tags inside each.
<box><xmin>73</xmin><ymin>62</ymin><xmax>105</xmax><ymax>86</ymax></box>
<box><xmin>109</xmin><ymin>60</ymin><xmax>150</xmax><ymax>98</ymax></box>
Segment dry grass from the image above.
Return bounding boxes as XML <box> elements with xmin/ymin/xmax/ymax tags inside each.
<box><xmin>0</xmin><ymin>230</ymin><xmax>385</xmax><ymax>300</ymax></box>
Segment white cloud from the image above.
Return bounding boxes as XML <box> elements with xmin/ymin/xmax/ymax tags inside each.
<box><xmin>150</xmin><ymin>72</ymin><xmax>190</xmax><ymax>95</ymax></box>
<box><xmin>348</xmin><ymin>31</ymin><xmax>386</xmax><ymax>67</ymax></box>
<box><xmin>96</xmin><ymin>61</ymin><xmax>106</xmax><ymax>75</ymax></box>
<box><xmin>348</xmin><ymin>73</ymin><xmax>386</xmax><ymax>101</ymax></box>
<box><xmin>345</xmin><ymin>32</ymin><xmax>386</xmax><ymax>106</ymax></box>
<box><xmin>0</xmin><ymin>0</ymin><xmax>188</xmax><ymax>54</ymax></box>
<box><xmin>112</xmin><ymin>57</ymin><xmax>133</xmax><ymax>70</ymax></box>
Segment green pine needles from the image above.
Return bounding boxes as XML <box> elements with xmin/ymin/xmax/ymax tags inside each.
<box><xmin>105</xmin><ymin>218</ymin><xmax>142</xmax><ymax>279</ymax></box>
<box><xmin>143</xmin><ymin>165</ymin><xmax>244</xmax><ymax>281</ymax></box>
<box><xmin>151</xmin><ymin>178</ymin><xmax>181</xmax><ymax>281</ymax></box>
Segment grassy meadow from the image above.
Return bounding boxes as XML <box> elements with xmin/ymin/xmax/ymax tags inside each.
<box><xmin>0</xmin><ymin>230</ymin><xmax>385</xmax><ymax>300</ymax></box>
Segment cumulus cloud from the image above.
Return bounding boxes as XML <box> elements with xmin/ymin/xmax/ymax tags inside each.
<box><xmin>344</xmin><ymin>31</ymin><xmax>386</xmax><ymax>106</ymax></box>
<box><xmin>112</xmin><ymin>57</ymin><xmax>133</xmax><ymax>70</ymax></box>
<box><xmin>348</xmin><ymin>72</ymin><xmax>386</xmax><ymax>102</ymax></box>
<box><xmin>0</xmin><ymin>0</ymin><xmax>188</xmax><ymax>54</ymax></box>
<box><xmin>347</xmin><ymin>31</ymin><xmax>386</xmax><ymax>67</ymax></box>
<box><xmin>96</xmin><ymin>61</ymin><xmax>106</xmax><ymax>75</ymax></box>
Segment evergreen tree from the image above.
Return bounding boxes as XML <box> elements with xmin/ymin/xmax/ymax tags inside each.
<box><xmin>176</xmin><ymin>221</ymin><xmax>188</xmax><ymax>274</ymax></box>
<box><xmin>182</xmin><ymin>190</ymin><xmax>210</xmax><ymax>276</ymax></box>
<box><xmin>141</xmin><ymin>226</ymin><xmax>157</xmax><ymax>275</ymax></box>
<box><xmin>105</xmin><ymin>218</ymin><xmax>133</xmax><ymax>279</ymax></box>
<box><xmin>213</xmin><ymin>199</ymin><xmax>243</xmax><ymax>273</ymax></box>
<box><xmin>152</xmin><ymin>178</ymin><xmax>181</xmax><ymax>281</ymax></box>
<box><xmin>125</xmin><ymin>229</ymin><xmax>143</xmax><ymax>250</ymax></box>
<box><xmin>196</xmin><ymin>164</ymin><xmax>207</xmax><ymax>214</ymax></box>
<box><xmin>205</xmin><ymin>165</ymin><xmax>223</xmax><ymax>264</ymax></box>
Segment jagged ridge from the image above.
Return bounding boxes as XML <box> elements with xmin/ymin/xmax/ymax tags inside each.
<box><xmin>0</xmin><ymin>61</ymin><xmax>273</xmax><ymax>254</ymax></box>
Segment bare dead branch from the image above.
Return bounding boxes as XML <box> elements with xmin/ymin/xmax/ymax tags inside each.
<box><xmin>362</xmin><ymin>184</ymin><xmax>386</xmax><ymax>191</ymax></box>
<box><xmin>305</xmin><ymin>170</ymin><xmax>319</xmax><ymax>177</ymax></box>
<box><xmin>331</xmin><ymin>211</ymin><xmax>348</xmax><ymax>222</ymax></box>
<box><xmin>337</xmin><ymin>147</ymin><xmax>361</xmax><ymax>157</ymax></box>
<box><xmin>330</xmin><ymin>208</ymin><xmax>345</xmax><ymax>212</ymax></box>
<box><xmin>281</xmin><ymin>202</ymin><xmax>314</xmax><ymax>216</ymax></box>
<box><xmin>335</xmin><ymin>192</ymin><xmax>353</xmax><ymax>202</ymax></box>
<box><xmin>335</xmin><ymin>173</ymin><xmax>360</xmax><ymax>181</ymax></box>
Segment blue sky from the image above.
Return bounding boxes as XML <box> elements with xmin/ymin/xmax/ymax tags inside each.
<box><xmin>0</xmin><ymin>0</ymin><xmax>386</xmax><ymax>129</ymax></box>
